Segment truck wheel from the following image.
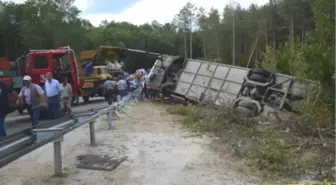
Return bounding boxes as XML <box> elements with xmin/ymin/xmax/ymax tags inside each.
<box><xmin>238</xmin><ymin>101</ymin><xmax>258</xmax><ymax>111</ymax></box>
<box><xmin>83</xmin><ymin>96</ymin><xmax>90</xmax><ymax>103</ymax></box>
<box><xmin>251</xmin><ymin>68</ymin><xmax>272</xmax><ymax>78</ymax></box>
<box><xmin>234</xmin><ymin>106</ymin><xmax>254</xmax><ymax>117</ymax></box>
<box><xmin>249</xmin><ymin>68</ymin><xmax>273</xmax><ymax>83</ymax></box>
<box><xmin>234</xmin><ymin>101</ymin><xmax>258</xmax><ymax>117</ymax></box>
<box><xmin>249</xmin><ymin>74</ymin><xmax>269</xmax><ymax>83</ymax></box>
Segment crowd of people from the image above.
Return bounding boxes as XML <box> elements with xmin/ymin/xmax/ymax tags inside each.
<box><xmin>0</xmin><ymin>68</ymin><xmax>152</xmax><ymax>137</ymax></box>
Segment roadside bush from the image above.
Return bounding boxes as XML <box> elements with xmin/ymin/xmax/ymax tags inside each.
<box><xmin>167</xmin><ymin>104</ymin><xmax>335</xmax><ymax>181</ymax></box>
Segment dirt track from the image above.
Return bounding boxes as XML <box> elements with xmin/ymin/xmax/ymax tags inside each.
<box><xmin>0</xmin><ymin>102</ymin><xmax>265</xmax><ymax>185</ymax></box>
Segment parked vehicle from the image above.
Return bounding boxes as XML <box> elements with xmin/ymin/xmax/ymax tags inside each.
<box><xmin>78</xmin><ymin>46</ymin><xmax>123</xmax><ymax>103</ymax></box>
<box><xmin>0</xmin><ymin>57</ymin><xmax>22</xmax><ymax>114</ymax></box>
<box><xmin>2</xmin><ymin>46</ymin><xmax>82</xmax><ymax>116</ymax></box>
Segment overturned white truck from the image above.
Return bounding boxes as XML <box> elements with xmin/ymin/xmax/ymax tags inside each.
<box><xmin>147</xmin><ymin>55</ymin><xmax>320</xmax><ymax>117</ymax></box>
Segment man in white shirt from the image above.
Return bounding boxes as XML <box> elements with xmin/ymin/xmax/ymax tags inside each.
<box><xmin>104</xmin><ymin>77</ymin><xmax>117</xmax><ymax>105</ymax></box>
<box><xmin>117</xmin><ymin>78</ymin><xmax>127</xmax><ymax>98</ymax></box>
<box><xmin>18</xmin><ymin>75</ymin><xmax>47</xmax><ymax>126</ymax></box>
<box><xmin>45</xmin><ymin>72</ymin><xmax>61</xmax><ymax>118</ymax></box>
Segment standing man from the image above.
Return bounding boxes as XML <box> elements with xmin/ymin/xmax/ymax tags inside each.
<box><xmin>18</xmin><ymin>75</ymin><xmax>47</xmax><ymax>127</ymax></box>
<box><xmin>44</xmin><ymin>72</ymin><xmax>61</xmax><ymax>119</ymax></box>
<box><xmin>117</xmin><ymin>77</ymin><xmax>127</xmax><ymax>98</ymax></box>
<box><xmin>60</xmin><ymin>78</ymin><xmax>72</xmax><ymax>115</ymax></box>
<box><xmin>104</xmin><ymin>77</ymin><xmax>116</xmax><ymax>105</ymax></box>
<box><xmin>84</xmin><ymin>61</ymin><xmax>93</xmax><ymax>76</ymax></box>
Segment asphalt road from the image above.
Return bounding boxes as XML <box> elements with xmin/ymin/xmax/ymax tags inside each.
<box><xmin>4</xmin><ymin>97</ymin><xmax>108</xmax><ymax>136</ymax></box>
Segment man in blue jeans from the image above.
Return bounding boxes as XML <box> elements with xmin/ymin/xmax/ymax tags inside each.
<box><xmin>45</xmin><ymin>72</ymin><xmax>61</xmax><ymax>119</ymax></box>
<box><xmin>117</xmin><ymin>77</ymin><xmax>127</xmax><ymax>98</ymax></box>
<box><xmin>0</xmin><ymin>81</ymin><xmax>15</xmax><ymax>137</ymax></box>
<box><xmin>19</xmin><ymin>75</ymin><xmax>47</xmax><ymax>126</ymax></box>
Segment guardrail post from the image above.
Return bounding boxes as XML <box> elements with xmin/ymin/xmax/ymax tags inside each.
<box><xmin>53</xmin><ymin>136</ymin><xmax>63</xmax><ymax>176</ymax></box>
<box><xmin>107</xmin><ymin>110</ymin><xmax>114</xmax><ymax>130</ymax></box>
<box><xmin>89</xmin><ymin>121</ymin><xmax>96</xmax><ymax>146</ymax></box>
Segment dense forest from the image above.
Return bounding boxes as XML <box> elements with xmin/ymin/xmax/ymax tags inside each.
<box><xmin>0</xmin><ymin>0</ymin><xmax>334</xmax><ymax>101</ymax></box>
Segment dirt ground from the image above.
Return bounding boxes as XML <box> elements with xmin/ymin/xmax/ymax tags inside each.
<box><xmin>0</xmin><ymin>102</ymin><xmax>267</xmax><ymax>185</ymax></box>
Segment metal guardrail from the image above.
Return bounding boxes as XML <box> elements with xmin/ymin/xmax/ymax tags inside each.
<box><xmin>0</xmin><ymin>88</ymin><xmax>142</xmax><ymax>176</ymax></box>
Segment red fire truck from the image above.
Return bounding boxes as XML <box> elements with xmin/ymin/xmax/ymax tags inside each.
<box><xmin>1</xmin><ymin>46</ymin><xmax>82</xmax><ymax>115</ymax></box>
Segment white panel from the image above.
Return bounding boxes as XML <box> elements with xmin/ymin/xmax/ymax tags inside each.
<box><xmin>193</xmin><ymin>75</ymin><xmax>211</xmax><ymax>87</ymax></box>
<box><xmin>221</xmin><ymin>81</ymin><xmax>242</xmax><ymax>95</ymax></box>
<box><xmin>209</xmin><ymin>78</ymin><xmax>224</xmax><ymax>90</ymax></box>
<box><xmin>179</xmin><ymin>72</ymin><xmax>195</xmax><ymax>83</ymax></box>
<box><xmin>184</xmin><ymin>60</ymin><xmax>201</xmax><ymax>73</ymax></box>
<box><xmin>204</xmin><ymin>89</ymin><xmax>218</xmax><ymax>101</ymax></box>
<box><xmin>174</xmin><ymin>81</ymin><xmax>191</xmax><ymax>95</ymax></box>
<box><xmin>187</xmin><ymin>85</ymin><xmax>206</xmax><ymax>99</ymax></box>
<box><xmin>198</xmin><ymin>63</ymin><xmax>216</xmax><ymax>76</ymax></box>
<box><xmin>226</xmin><ymin>68</ymin><xmax>249</xmax><ymax>83</ymax></box>
<box><xmin>214</xmin><ymin>66</ymin><xmax>229</xmax><ymax>79</ymax></box>
<box><xmin>215</xmin><ymin>92</ymin><xmax>235</xmax><ymax>106</ymax></box>
<box><xmin>274</xmin><ymin>75</ymin><xmax>292</xmax><ymax>90</ymax></box>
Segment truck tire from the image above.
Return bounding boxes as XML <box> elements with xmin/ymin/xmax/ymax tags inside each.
<box><xmin>238</xmin><ymin>101</ymin><xmax>258</xmax><ymax>111</ymax></box>
<box><xmin>251</xmin><ymin>68</ymin><xmax>271</xmax><ymax>78</ymax></box>
<box><xmin>248</xmin><ymin>68</ymin><xmax>273</xmax><ymax>83</ymax></box>
<box><xmin>83</xmin><ymin>96</ymin><xmax>90</xmax><ymax>103</ymax></box>
<box><xmin>249</xmin><ymin>74</ymin><xmax>269</xmax><ymax>83</ymax></box>
<box><xmin>234</xmin><ymin>106</ymin><xmax>254</xmax><ymax>117</ymax></box>
<box><xmin>234</xmin><ymin>100</ymin><xmax>258</xmax><ymax>117</ymax></box>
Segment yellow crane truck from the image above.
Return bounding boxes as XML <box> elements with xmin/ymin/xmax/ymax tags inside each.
<box><xmin>79</xmin><ymin>46</ymin><xmax>126</xmax><ymax>103</ymax></box>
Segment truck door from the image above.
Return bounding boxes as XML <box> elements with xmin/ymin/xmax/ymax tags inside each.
<box><xmin>68</xmin><ymin>51</ymin><xmax>79</xmax><ymax>95</ymax></box>
<box><xmin>29</xmin><ymin>53</ymin><xmax>51</xmax><ymax>85</ymax></box>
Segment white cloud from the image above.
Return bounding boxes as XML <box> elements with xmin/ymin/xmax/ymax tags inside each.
<box><xmin>2</xmin><ymin>0</ymin><xmax>269</xmax><ymax>27</ymax></box>
<box><xmin>74</xmin><ymin>0</ymin><xmax>94</xmax><ymax>12</ymax></box>
<box><xmin>83</xmin><ymin>0</ymin><xmax>269</xmax><ymax>27</ymax></box>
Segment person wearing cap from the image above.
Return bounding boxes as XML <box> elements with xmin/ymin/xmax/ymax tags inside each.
<box><xmin>18</xmin><ymin>75</ymin><xmax>47</xmax><ymax>126</ymax></box>
<box><xmin>45</xmin><ymin>72</ymin><xmax>61</xmax><ymax>119</ymax></box>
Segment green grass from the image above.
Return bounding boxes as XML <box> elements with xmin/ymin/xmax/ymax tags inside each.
<box><xmin>166</xmin><ymin>105</ymin><xmax>335</xmax><ymax>182</ymax></box>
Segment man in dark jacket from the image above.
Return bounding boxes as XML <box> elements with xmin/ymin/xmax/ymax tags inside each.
<box><xmin>0</xmin><ymin>81</ymin><xmax>15</xmax><ymax>137</ymax></box>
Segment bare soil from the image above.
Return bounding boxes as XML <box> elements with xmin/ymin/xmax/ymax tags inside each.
<box><xmin>0</xmin><ymin>102</ymin><xmax>268</xmax><ymax>185</ymax></box>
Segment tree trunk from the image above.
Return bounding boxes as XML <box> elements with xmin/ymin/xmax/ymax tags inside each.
<box><xmin>290</xmin><ymin>12</ymin><xmax>294</xmax><ymax>52</ymax></box>
<box><xmin>202</xmin><ymin>35</ymin><xmax>207</xmax><ymax>58</ymax></box>
<box><xmin>272</xmin><ymin>30</ymin><xmax>276</xmax><ymax>50</ymax></box>
<box><xmin>301</xmin><ymin>25</ymin><xmax>305</xmax><ymax>44</ymax></box>
<box><xmin>184</xmin><ymin>29</ymin><xmax>188</xmax><ymax>58</ymax></box>
<box><xmin>189</xmin><ymin>30</ymin><xmax>193</xmax><ymax>59</ymax></box>
<box><xmin>265</xmin><ymin>27</ymin><xmax>268</xmax><ymax>51</ymax></box>
<box><xmin>216</xmin><ymin>35</ymin><xmax>220</xmax><ymax>58</ymax></box>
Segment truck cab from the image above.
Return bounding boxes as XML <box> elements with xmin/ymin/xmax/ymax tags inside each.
<box><xmin>19</xmin><ymin>46</ymin><xmax>80</xmax><ymax>98</ymax></box>
<box><xmin>7</xmin><ymin>46</ymin><xmax>81</xmax><ymax>115</ymax></box>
